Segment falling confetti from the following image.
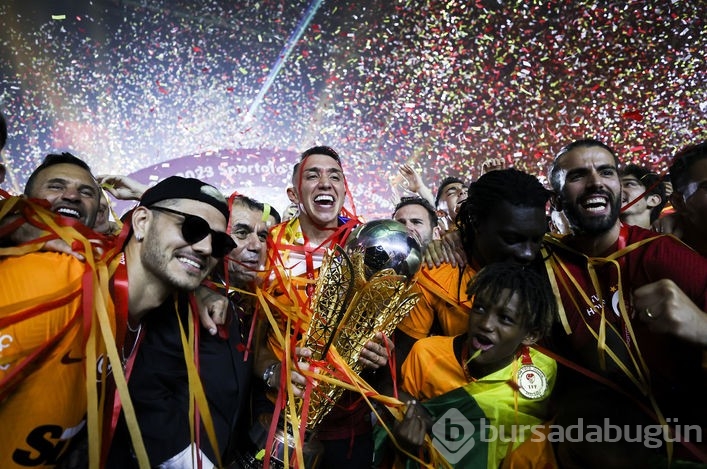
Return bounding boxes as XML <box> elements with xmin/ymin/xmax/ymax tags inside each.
<box><xmin>0</xmin><ymin>0</ymin><xmax>705</xmax><ymax>217</ymax></box>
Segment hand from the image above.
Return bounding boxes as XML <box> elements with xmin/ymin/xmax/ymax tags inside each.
<box><xmin>398</xmin><ymin>164</ymin><xmax>424</xmax><ymax>194</ymax></box>
<box><xmin>97</xmin><ymin>174</ymin><xmax>149</xmax><ymax>201</ymax></box>
<box><xmin>481</xmin><ymin>157</ymin><xmax>506</xmax><ymax>174</ymax></box>
<box><xmin>393</xmin><ymin>400</ymin><xmax>432</xmax><ymax>449</ymax></box>
<box><xmin>39</xmin><ymin>238</ymin><xmax>86</xmax><ymax>262</ymax></box>
<box><xmin>633</xmin><ymin>279</ymin><xmax>707</xmax><ymax>346</ymax></box>
<box><xmin>651</xmin><ymin>212</ymin><xmax>683</xmax><ymax>237</ymax></box>
<box><xmin>423</xmin><ymin>230</ymin><xmax>466</xmax><ymax>269</ymax></box>
<box><xmin>194</xmin><ymin>285</ymin><xmax>229</xmax><ymax>335</ymax></box>
<box><xmin>359</xmin><ymin>332</ymin><xmax>394</xmax><ymax>370</ymax></box>
<box><xmin>268</xmin><ymin>347</ymin><xmax>315</xmax><ymax>398</ymax></box>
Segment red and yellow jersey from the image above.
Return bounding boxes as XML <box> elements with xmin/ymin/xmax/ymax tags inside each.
<box><xmin>396</xmin><ymin>263</ymin><xmax>476</xmax><ymax>339</ymax></box>
<box><xmin>0</xmin><ymin>252</ymin><xmax>115</xmax><ymax>468</ymax></box>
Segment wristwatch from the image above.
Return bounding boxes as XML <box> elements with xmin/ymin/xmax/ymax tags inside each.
<box><xmin>262</xmin><ymin>362</ymin><xmax>278</xmax><ymax>389</ymax></box>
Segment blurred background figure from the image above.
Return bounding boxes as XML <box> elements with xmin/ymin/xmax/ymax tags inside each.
<box><xmin>619</xmin><ymin>164</ymin><xmax>666</xmax><ymax>228</ymax></box>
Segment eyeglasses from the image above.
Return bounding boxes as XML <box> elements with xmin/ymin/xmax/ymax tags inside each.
<box><xmin>148</xmin><ymin>206</ymin><xmax>236</xmax><ymax>258</ymax></box>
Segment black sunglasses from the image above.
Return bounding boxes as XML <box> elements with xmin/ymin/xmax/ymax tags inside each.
<box><xmin>148</xmin><ymin>206</ymin><xmax>236</xmax><ymax>258</ymax></box>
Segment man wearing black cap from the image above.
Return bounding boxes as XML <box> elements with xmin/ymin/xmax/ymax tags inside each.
<box><xmin>0</xmin><ymin>175</ymin><xmax>234</xmax><ymax>467</ymax></box>
<box><xmin>107</xmin><ymin>192</ymin><xmax>279</xmax><ymax>468</ymax></box>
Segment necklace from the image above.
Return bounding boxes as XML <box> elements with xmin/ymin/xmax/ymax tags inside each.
<box><xmin>121</xmin><ymin>322</ymin><xmax>142</xmax><ymax>367</ymax></box>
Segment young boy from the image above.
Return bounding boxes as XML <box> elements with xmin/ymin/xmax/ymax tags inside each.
<box><xmin>393</xmin><ymin>262</ymin><xmax>558</xmax><ymax>468</ymax></box>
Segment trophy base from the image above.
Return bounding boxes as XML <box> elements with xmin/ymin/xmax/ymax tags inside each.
<box><xmin>232</xmin><ymin>417</ymin><xmax>324</xmax><ymax>469</ymax></box>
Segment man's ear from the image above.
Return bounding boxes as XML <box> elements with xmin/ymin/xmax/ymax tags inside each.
<box><xmin>645</xmin><ymin>193</ymin><xmax>662</xmax><ymax>209</ymax></box>
<box><xmin>286</xmin><ymin>186</ymin><xmax>298</xmax><ymax>204</ymax></box>
<box><xmin>522</xmin><ymin>331</ymin><xmax>542</xmax><ymax>346</ymax></box>
<box><xmin>131</xmin><ymin>206</ymin><xmax>151</xmax><ymax>241</ymax></box>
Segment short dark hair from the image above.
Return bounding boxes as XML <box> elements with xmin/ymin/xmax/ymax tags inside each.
<box><xmin>550</xmin><ymin>139</ymin><xmax>619</xmax><ymax>193</ymax></box>
<box><xmin>467</xmin><ymin>262</ymin><xmax>556</xmax><ymax>339</ymax></box>
<box><xmin>299</xmin><ymin>146</ymin><xmax>341</xmax><ymax>165</ymax></box>
<box><xmin>435</xmin><ymin>176</ymin><xmax>465</xmax><ymax>207</ymax></box>
<box><xmin>456</xmin><ymin>168</ymin><xmax>550</xmax><ymax>261</ymax></box>
<box><xmin>230</xmin><ymin>193</ymin><xmax>265</xmax><ymax>213</ymax></box>
<box><xmin>669</xmin><ymin>141</ymin><xmax>707</xmax><ymax>195</ymax></box>
<box><xmin>620</xmin><ymin>164</ymin><xmax>667</xmax><ymax>223</ymax></box>
<box><xmin>230</xmin><ymin>193</ymin><xmax>282</xmax><ymax>225</ymax></box>
<box><xmin>393</xmin><ymin>196</ymin><xmax>438</xmax><ymax>227</ymax></box>
<box><xmin>24</xmin><ymin>152</ymin><xmax>95</xmax><ymax>196</ymax></box>
<box><xmin>0</xmin><ymin>112</ymin><xmax>7</xmax><ymax>151</ymax></box>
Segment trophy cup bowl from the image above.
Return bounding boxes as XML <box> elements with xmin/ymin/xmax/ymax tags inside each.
<box><xmin>344</xmin><ymin>219</ymin><xmax>423</xmax><ymax>281</ymax></box>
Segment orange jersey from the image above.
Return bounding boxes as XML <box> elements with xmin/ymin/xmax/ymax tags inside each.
<box><xmin>0</xmin><ymin>252</ymin><xmax>115</xmax><ymax>468</ymax></box>
<box><xmin>396</xmin><ymin>263</ymin><xmax>475</xmax><ymax>339</ymax></box>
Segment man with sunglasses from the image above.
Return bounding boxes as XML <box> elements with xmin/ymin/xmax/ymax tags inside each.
<box><xmin>109</xmin><ymin>193</ymin><xmax>282</xmax><ymax>468</ymax></box>
<box><xmin>0</xmin><ymin>175</ymin><xmax>234</xmax><ymax>468</ymax></box>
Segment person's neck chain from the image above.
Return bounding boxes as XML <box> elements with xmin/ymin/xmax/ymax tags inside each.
<box><xmin>122</xmin><ymin>322</ymin><xmax>142</xmax><ymax>366</ymax></box>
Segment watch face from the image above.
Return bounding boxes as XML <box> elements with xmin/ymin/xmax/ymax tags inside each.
<box><xmin>263</xmin><ymin>363</ymin><xmax>278</xmax><ymax>387</ymax></box>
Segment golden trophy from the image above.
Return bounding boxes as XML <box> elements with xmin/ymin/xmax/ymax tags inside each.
<box><xmin>242</xmin><ymin>220</ymin><xmax>422</xmax><ymax>468</ymax></box>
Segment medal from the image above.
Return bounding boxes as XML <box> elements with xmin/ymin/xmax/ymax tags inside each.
<box><xmin>517</xmin><ymin>364</ymin><xmax>548</xmax><ymax>399</ymax></box>
<box><xmin>516</xmin><ymin>345</ymin><xmax>549</xmax><ymax>399</ymax></box>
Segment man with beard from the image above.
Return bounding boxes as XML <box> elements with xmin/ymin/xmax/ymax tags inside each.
<box><xmin>434</xmin><ymin>176</ymin><xmax>467</xmax><ymax>232</ymax></box>
<box><xmin>0</xmin><ymin>175</ymin><xmax>234</xmax><ymax>467</ymax></box>
<box><xmin>108</xmin><ymin>194</ymin><xmax>277</xmax><ymax>468</ymax></box>
<box><xmin>545</xmin><ymin>139</ymin><xmax>707</xmax><ymax>467</ymax></box>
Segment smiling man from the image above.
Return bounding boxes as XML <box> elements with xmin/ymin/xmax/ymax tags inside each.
<box><xmin>109</xmin><ymin>192</ymin><xmax>281</xmax><ymax>469</ymax></box>
<box><xmin>434</xmin><ymin>176</ymin><xmax>467</xmax><ymax>230</ymax></box>
<box><xmin>546</xmin><ymin>138</ymin><xmax>707</xmax><ymax>466</ymax></box>
<box><xmin>24</xmin><ymin>152</ymin><xmax>100</xmax><ymax>228</ymax></box>
<box><xmin>1</xmin><ymin>175</ymin><xmax>234</xmax><ymax>467</ymax></box>
<box><xmin>226</xmin><ymin>195</ymin><xmax>278</xmax><ymax>285</ymax></box>
<box><xmin>251</xmin><ymin>146</ymin><xmax>392</xmax><ymax>468</ymax></box>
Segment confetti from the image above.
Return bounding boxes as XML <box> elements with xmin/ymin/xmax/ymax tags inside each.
<box><xmin>0</xmin><ymin>0</ymin><xmax>705</xmax><ymax>218</ymax></box>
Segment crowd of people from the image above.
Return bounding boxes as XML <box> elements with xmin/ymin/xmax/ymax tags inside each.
<box><xmin>1</xmin><ymin>109</ymin><xmax>706</xmax><ymax>468</ymax></box>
